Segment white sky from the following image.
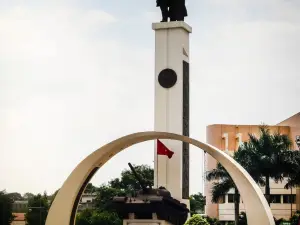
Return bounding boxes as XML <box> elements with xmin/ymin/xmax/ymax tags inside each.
<box><xmin>0</xmin><ymin>0</ymin><xmax>299</xmax><ymax>195</ymax></box>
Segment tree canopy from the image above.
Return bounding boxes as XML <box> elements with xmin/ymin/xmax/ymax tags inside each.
<box><xmin>189</xmin><ymin>192</ymin><xmax>206</xmax><ymax>215</ymax></box>
<box><xmin>25</xmin><ymin>193</ymin><xmax>49</xmax><ymax>225</ymax></box>
<box><xmin>76</xmin><ymin>209</ymin><xmax>121</xmax><ymax>225</ymax></box>
<box><xmin>0</xmin><ymin>191</ymin><xmax>15</xmax><ymax>225</ymax></box>
<box><xmin>236</xmin><ymin>125</ymin><xmax>293</xmax><ymax>205</ymax></box>
<box><xmin>108</xmin><ymin>164</ymin><xmax>154</xmax><ymax>192</ymax></box>
<box><xmin>184</xmin><ymin>214</ymin><xmax>209</xmax><ymax>225</ymax></box>
<box><xmin>6</xmin><ymin>192</ymin><xmax>23</xmax><ymax>201</ymax></box>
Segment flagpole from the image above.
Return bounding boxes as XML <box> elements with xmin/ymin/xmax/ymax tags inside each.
<box><xmin>156</xmin><ymin>140</ymin><xmax>158</xmax><ymax>188</ymax></box>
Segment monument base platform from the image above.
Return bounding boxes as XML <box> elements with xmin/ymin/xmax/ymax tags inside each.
<box><xmin>123</xmin><ymin>219</ymin><xmax>172</xmax><ymax>225</ymax></box>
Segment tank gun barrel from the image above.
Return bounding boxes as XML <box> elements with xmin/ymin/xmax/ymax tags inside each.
<box><xmin>128</xmin><ymin>163</ymin><xmax>148</xmax><ymax>193</ymax></box>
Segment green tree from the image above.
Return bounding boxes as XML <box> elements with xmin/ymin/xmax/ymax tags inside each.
<box><xmin>48</xmin><ymin>189</ymin><xmax>59</xmax><ymax>208</ymax></box>
<box><xmin>189</xmin><ymin>192</ymin><xmax>205</xmax><ymax>215</ymax></box>
<box><xmin>76</xmin><ymin>209</ymin><xmax>121</xmax><ymax>225</ymax></box>
<box><xmin>23</xmin><ymin>193</ymin><xmax>35</xmax><ymax>200</ymax></box>
<box><xmin>85</xmin><ymin>183</ymin><xmax>97</xmax><ymax>193</ymax></box>
<box><xmin>94</xmin><ymin>185</ymin><xmax>126</xmax><ymax>211</ymax></box>
<box><xmin>25</xmin><ymin>193</ymin><xmax>49</xmax><ymax>225</ymax></box>
<box><xmin>0</xmin><ymin>191</ymin><xmax>15</xmax><ymax>225</ymax></box>
<box><xmin>184</xmin><ymin>214</ymin><xmax>209</xmax><ymax>225</ymax></box>
<box><xmin>7</xmin><ymin>192</ymin><xmax>23</xmax><ymax>201</ymax></box>
<box><xmin>109</xmin><ymin>164</ymin><xmax>154</xmax><ymax>192</ymax></box>
<box><xmin>290</xmin><ymin>210</ymin><xmax>300</xmax><ymax>225</ymax></box>
<box><xmin>206</xmin><ymin>162</ymin><xmax>240</xmax><ymax>225</ymax></box>
<box><xmin>237</xmin><ymin>125</ymin><xmax>292</xmax><ymax>205</ymax></box>
<box><xmin>76</xmin><ymin>209</ymin><xmax>93</xmax><ymax>225</ymax></box>
<box><xmin>90</xmin><ymin>210</ymin><xmax>121</xmax><ymax>225</ymax></box>
<box><xmin>206</xmin><ymin>151</ymin><xmax>264</xmax><ymax>225</ymax></box>
<box><xmin>203</xmin><ymin>216</ymin><xmax>222</xmax><ymax>225</ymax></box>
<box><xmin>284</xmin><ymin>150</ymin><xmax>300</xmax><ymax>189</ymax></box>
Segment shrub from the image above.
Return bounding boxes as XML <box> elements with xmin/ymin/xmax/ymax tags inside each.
<box><xmin>185</xmin><ymin>214</ymin><xmax>210</xmax><ymax>225</ymax></box>
<box><xmin>290</xmin><ymin>211</ymin><xmax>300</xmax><ymax>225</ymax></box>
<box><xmin>203</xmin><ymin>216</ymin><xmax>222</xmax><ymax>225</ymax></box>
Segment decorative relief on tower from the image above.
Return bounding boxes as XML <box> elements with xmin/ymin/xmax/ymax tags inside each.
<box><xmin>158</xmin><ymin>68</ymin><xmax>177</xmax><ymax>89</ymax></box>
<box><xmin>182</xmin><ymin>60</ymin><xmax>189</xmax><ymax>199</ymax></box>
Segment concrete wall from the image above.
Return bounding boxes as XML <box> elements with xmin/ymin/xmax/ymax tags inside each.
<box><xmin>277</xmin><ymin>112</ymin><xmax>300</xmax><ymax>211</ymax></box>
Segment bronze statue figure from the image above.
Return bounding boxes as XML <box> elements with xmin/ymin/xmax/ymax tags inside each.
<box><xmin>156</xmin><ymin>0</ymin><xmax>187</xmax><ymax>22</ymax></box>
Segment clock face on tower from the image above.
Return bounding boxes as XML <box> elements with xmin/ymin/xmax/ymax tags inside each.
<box><xmin>158</xmin><ymin>68</ymin><xmax>177</xmax><ymax>88</ymax></box>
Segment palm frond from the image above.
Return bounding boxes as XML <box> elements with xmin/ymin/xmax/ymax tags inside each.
<box><xmin>211</xmin><ymin>179</ymin><xmax>235</xmax><ymax>203</ymax></box>
<box><xmin>206</xmin><ymin>163</ymin><xmax>229</xmax><ymax>181</ymax></box>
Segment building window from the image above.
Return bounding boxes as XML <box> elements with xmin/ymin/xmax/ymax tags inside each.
<box><xmin>86</xmin><ymin>200</ymin><xmax>91</xmax><ymax>203</ymax></box>
<box><xmin>228</xmin><ymin>194</ymin><xmax>240</xmax><ymax>203</ymax></box>
<box><xmin>283</xmin><ymin>195</ymin><xmax>296</xmax><ymax>204</ymax></box>
<box><xmin>270</xmin><ymin>195</ymin><xmax>281</xmax><ymax>203</ymax></box>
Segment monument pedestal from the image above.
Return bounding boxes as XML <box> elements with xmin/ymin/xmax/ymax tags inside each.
<box><xmin>123</xmin><ymin>219</ymin><xmax>172</xmax><ymax>225</ymax></box>
<box><xmin>152</xmin><ymin>21</ymin><xmax>192</xmax><ymax>204</ymax></box>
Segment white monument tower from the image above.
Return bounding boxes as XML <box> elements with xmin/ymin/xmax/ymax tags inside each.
<box><xmin>153</xmin><ymin>21</ymin><xmax>192</xmax><ymax>205</ymax></box>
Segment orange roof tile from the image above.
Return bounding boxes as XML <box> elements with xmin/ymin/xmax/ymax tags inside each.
<box><xmin>13</xmin><ymin>213</ymin><xmax>25</xmax><ymax>221</ymax></box>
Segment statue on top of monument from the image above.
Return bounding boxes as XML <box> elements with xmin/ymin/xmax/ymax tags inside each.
<box><xmin>156</xmin><ymin>0</ymin><xmax>187</xmax><ymax>22</ymax></box>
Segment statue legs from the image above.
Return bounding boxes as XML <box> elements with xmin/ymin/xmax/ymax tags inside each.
<box><xmin>160</xmin><ymin>4</ymin><xmax>168</xmax><ymax>22</ymax></box>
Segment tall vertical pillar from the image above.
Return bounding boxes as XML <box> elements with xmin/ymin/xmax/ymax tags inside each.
<box><xmin>153</xmin><ymin>21</ymin><xmax>192</xmax><ymax>203</ymax></box>
<box><xmin>296</xmin><ymin>187</ymin><xmax>300</xmax><ymax>211</ymax></box>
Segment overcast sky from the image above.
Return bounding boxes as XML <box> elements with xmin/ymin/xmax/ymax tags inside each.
<box><xmin>0</xmin><ymin>0</ymin><xmax>299</xmax><ymax>196</ymax></box>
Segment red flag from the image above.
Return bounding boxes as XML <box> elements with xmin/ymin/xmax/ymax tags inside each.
<box><xmin>157</xmin><ymin>140</ymin><xmax>174</xmax><ymax>159</ymax></box>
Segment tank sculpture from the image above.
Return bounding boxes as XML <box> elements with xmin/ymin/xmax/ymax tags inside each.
<box><xmin>111</xmin><ymin>163</ymin><xmax>189</xmax><ymax>225</ymax></box>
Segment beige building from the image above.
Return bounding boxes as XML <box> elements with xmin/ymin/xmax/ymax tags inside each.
<box><xmin>204</xmin><ymin>112</ymin><xmax>300</xmax><ymax>222</ymax></box>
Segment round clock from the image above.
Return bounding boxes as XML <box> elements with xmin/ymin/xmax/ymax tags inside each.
<box><xmin>158</xmin><ymin>68</ymin><xmax>177</xmax><ymax>88</ymax></box>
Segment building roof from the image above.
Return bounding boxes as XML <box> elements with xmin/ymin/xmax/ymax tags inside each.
<box><xmin>13</xmin><ymin>213</ymin><xmax>25</xmax><ymax>221</ymax></box>
<box><xmin>206</xmin><ymin>112</ymin><xmax>300</xmax><ymax>127</ymax></box>
<box><xmin>13</xmin><ymin>200</ymin><xmax>28</xmax><ymax>204</ymax></box>
<box><xmin>277</xmin><ymin>112</ymin><xmax>300</xmax><ymax>126</ymax></box>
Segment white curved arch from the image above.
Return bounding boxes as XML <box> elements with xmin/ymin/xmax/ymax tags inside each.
<box><xmin>46</xmin><ymin>132</ymin><xmax>275</xmax><ymax>225</ymax></box>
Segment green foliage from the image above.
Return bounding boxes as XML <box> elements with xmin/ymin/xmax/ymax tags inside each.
<box><xmin>85</xmin><ymin>183</ymin><xmax>97</xmax><ymax>193</ymax></box>
<box><xmin>25</xmin><ymin>193</ymin><xmax>49</xmax><ymax>225</ymax></box>
<box><xmin>109</xmin><ymin>164</ymin><xmax>154</xmax><ymax>192</ymax></box>
<box><xmin>76</xmin><ymin>209</ymin><xmax>93</xmax><ymax>225</ymax></box>
<box><xmin>290</xmin><ymin>211</ymin><xmax>300</xmax><ymax>225</ymax></box>
<box><xmin>284</xmin><ymin>151</ymin><xmax>300</xmax><ymax>189</ymax></box>
<box><xmin>0</xmin><ymin>191</ymin><xmax>15</xmax><ymax>225</ymax></box>
<box><xmin>184</xmin><ymin>214</ymin><xmax>209</xmax><ymax>225</ymax></box>
<box><xmin>76</xmin><ymin>209</ymin><xmax>121</xmax><ymax>225</ymax></box>
<box><xmin>6</xmin><ymin>192</ymin><xmax>23</xmax><ymax>201</ymax></box>
<box><xmin>94</xmin><ymin>186</ymin><xmax>126</xmax><ymax>210</ymax></box>
<box><xmin>90</xmin><ymin>211</ymin><xmax>121</xmax><ymax>225</ymax></box>
<box><xmin>48</xmin><ymin>189</ymin><xmax>59</xmax><ymax>208</ymax></box>
<box><xmin>94</xmin><ymin>164</ymin><xmax>153</xmax><ymax>211</ymax></box>
<box><xmin>23</xmin><ymin>193</ymin><xmax>35</xmax><ymax>200</ymax></box>
<box><xmin>190</xmin><ymin>193</ymin><xmax>206</xmax><ymax>215</ymax></box>
<box><xmin>237</xmin><ymin>125</ymin><xmax>293</xmax><ymax>204</ymax></box>
<box><xmin>203</xmin><ymin>216</ymin><xmax>222</xmax><ymax>225</ymax></box>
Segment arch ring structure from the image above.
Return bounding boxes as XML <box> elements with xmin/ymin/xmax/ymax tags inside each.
<box><xmin>46</xmin><ymin>131</ymin><xmax>275</xmax><ymax>225</ymax></box>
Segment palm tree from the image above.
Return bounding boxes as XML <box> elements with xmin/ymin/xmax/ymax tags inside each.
<box><xmin>284</xmin><ymin>150</ymin><xmax>300</xmax><ymax>189</ymax></box>
<box><xmin>206</xmin><ymin>149</ymin><xmax>265</xmax><ymax>225</ymax></box>
<box><xmin>206</xmin><ymin>162</ymin><xmax>240</xmax><ymax>225</ymax></box>
<box><xmin>236</xmin><ymin>125</ymin><xmax>292</xmax><ymax>205</ymax></box>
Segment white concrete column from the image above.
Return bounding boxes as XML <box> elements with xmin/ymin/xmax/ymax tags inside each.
<box><xmin>152</xmin><ymin>21</ymin><xmax>192</xmax><ymax>201</ymax></box>
<box><xmin>222</xmin><ymin>133</ymin><xmax>229</xmax><ymax>152</ymax></box>
<box><xmin>236</xmin><ymin>133</ymin><xmax>242</xmax><ymax>150</ymax></box>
